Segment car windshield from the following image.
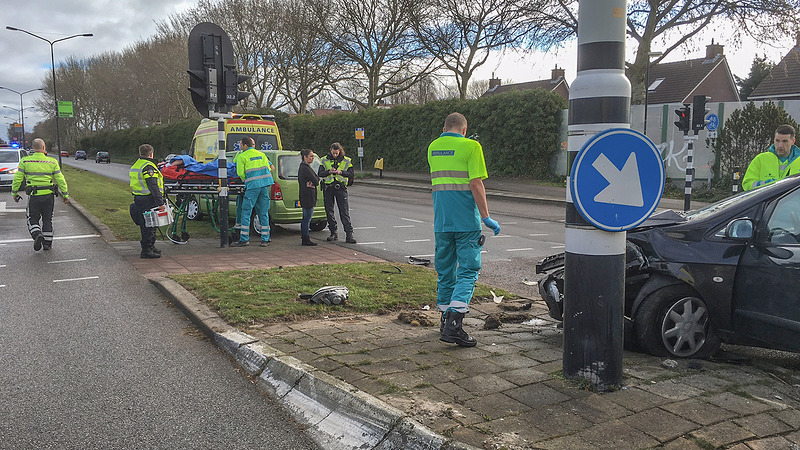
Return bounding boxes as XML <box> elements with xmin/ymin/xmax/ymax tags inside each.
<box><xmin>684</xmin><ymin>186</ymin><xmax>767</xmax><ymax>221</ymax></box>
<box><xmin>226</xmin><ymin>134</ymin><xmax>279</xmax><ymax>153</ymax></box>
<box><xmin>277</xmin><ymin>154</ymin><xmax>321</xmax><ymax>179</ymax></box>
<box><xmin>0</xmin><ymin>151</ymin><xmax>20</xmax><ymax>163</ymax></box>
<box><xmin>98</xmin><ymin>152</ymin><xmax>108</xmax><ymax>156</ymax></box>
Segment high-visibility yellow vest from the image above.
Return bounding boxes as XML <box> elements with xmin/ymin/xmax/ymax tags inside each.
<box><xmin>321</xmin><ymin>155</ymin><xmax>352</xmax><ymax>184</ymax></box>
<box><xmin>129</xmin><ymin>158</ymin><xmax>163</xmax><ymax>196</ymax></box>
<box><xmin>11</xmin><ymin>152</ymin><xmax>69</xmax><ymax>198</ymax></box>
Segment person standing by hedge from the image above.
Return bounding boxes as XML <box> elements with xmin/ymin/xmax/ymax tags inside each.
<box><xmin>428</xmin><ymin>112</ymin><xmax>501</xmax><ymax>347</ymax></box>
<box><xmin>298</xmin><ymin>148</ymin><xmax>319</xmax><ymax>246</ymax></box>
<box><xmin>318</xmin><ymin>142</ymin><xmax>356</xmax><ymax>243</ymax></box>
<box><xmin>742</xmin><ymin>124</ymin><xmax>800</xmax><ymax>191</ymax></box>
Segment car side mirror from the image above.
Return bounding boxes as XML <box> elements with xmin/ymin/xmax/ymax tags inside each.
<box><xmin>724</xmin><ymin>218</ymin><xmax>753</xmax><ymax>240</ymax></box>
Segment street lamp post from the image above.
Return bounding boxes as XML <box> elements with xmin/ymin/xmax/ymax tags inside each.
<box><xmin>3</xmin><ymin>104</ymin><xmax>37</xmax><ymax>147</ymax></box>
<box><xmin>643</xmin><ymin>51</ymin><xmax>662</xmax><ymax>137</ymax></box>
<box><xmin>6</xmin><ymin>27</ymin><xmax>92</xmax><ymax>166</ymax></box>
<box><xmin>0</xmin><ymin>87</ymin><xmax>44</xmax><ymax>149</ymax></box>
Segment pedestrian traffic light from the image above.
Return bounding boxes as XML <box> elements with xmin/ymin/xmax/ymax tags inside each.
<box><xmin>692</xmin><ymin>95</ymin><xmax>711</xmax><ymax>132</ymax></box>
<box><xmin>224</xmin><ymin>67</ymin><xmax>251</xmax><ymax>106</ymax></box>
<box><xmin>674</xmin><ymin>105</ymin><xmax>691</xmax><ymax>132</ymax></box>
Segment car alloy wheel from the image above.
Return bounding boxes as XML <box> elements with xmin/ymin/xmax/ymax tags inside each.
<box><xmin>185</xmin><ymin>195</ymin><xmax>202</xmax><ymax>220</ymax></box>
<box><xmin>634</xmin><ymin>285</ymin><xmax>720</xmax><ymax>358</ymax></box>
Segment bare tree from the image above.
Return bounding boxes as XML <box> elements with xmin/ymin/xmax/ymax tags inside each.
<box><xmin>411</xmin><ymin>0</ymin><xmax>535</xmax><ymax>100</ymax></box>
<box><xmin>306</xmin><ymin>0</ymin><xmax>439</xmax><ymax>109</ymax></box>
<box><xmin>521</xmin><ymin>0</ymin><xmax>800</xmax><ymax>103</ymax></box>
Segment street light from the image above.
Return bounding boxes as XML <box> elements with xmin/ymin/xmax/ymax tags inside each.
<box><xmin>643</xmin><ymin>51</ymin><xmax>662</xmax><ymax>137</ymax></box>
<box><xmin>0</xmin><ymin>87</ymin><xmax>43</xmax><ymax>149</ymax></box>
<box><xmin>2</xmin><ymin>105</ymin><xmax>34</xmax><ymax>144</ymax></box>
<box><xmin>6</xmin><ymin>26</ymin><xmax>93</xmax><ymax>165</ymax></box>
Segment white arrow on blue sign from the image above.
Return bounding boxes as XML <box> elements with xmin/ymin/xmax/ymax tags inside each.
<box><xmin>570</xmin><ymin>128</ymin><xmax>665</xmax><ymax>232</ymax></box>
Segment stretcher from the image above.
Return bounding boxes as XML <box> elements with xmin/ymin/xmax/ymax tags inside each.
<box><xmin>161</xmin><ymin>164</ymin><xmax>244</xmax><ymax>243</ymax></box>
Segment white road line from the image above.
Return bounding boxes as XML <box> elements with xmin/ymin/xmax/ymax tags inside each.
<box><xmin>506</xmin><ymin>248</ymin><xmax>533</xmax><ymax>252</ymax></box>
<box><xmin>491</xmin><ymin>235</ymin><xmax>513</xmax><ymax>238</ymax></box>
<box><xmin>53</xmin><ymin>276</ymin><xmax>100</xmax><ymax>283</ymax></box>
<box><xmin>48</xmin><ymin>258</ymin><xmax>88</xmax><ymax>264</ymax></box>
<box><xmin>481</xmin><ymin>250</ymin><xmax>488</xmax><ymax>254</ymax></box>
<box><xmin>0</xmin><ymin>264</ymin><xmax>6</xmax><ymax>268</ymax></box>
<box><xmin>528</xmin><ymin>233</ymin><xmax>549</xmax><ymax>237</ymax></box>
<box><xmin>353</xmin><ymin>226</ymin><xmax>376</xmax><ymax>230</ymax></box>
<box><xmin>356</xmin><ymin>242</ymin><xmax>385</xmax><ymax>245</ymax></box>
<box><xmin>401</xmin><ymin>218</ymin><xmax>424</xmax><ymax>223</ymax></box>
<box><xmin>0</xmin><ymin>234</ymin><xmax>100</xmax><ymax>245</ymax></box>
<box><xmin>530</xmin><ymin>221</ymin><xmax>548</xmax><ymax>224</ymax></box>
<box><xmin>502</xmin><ymin>221</ymin><xmax>518</xmax><ymax>225</ymax></box>
<box><xmin>0</xmin><ymin>202</ymin><xmax>26</xmax><ymax>213</ymax></box>
<box><xmin>0</xmin><ymin>285</ymin><xmax>6</xmax><ymax>288</ymax></box>
<box><xmin>393</xmin><ymin>225</ymin><xmax>415</xmax><ymax>228</ymax></box>
<box><xmin>404</xmin><ymin>239</ymin><xmax>430</xmax><ymax>243</ymax></box>
<box><xmin>551</xmin><ymin>245</ymin><xmax>565</xmax><ymax>249</ymax></box>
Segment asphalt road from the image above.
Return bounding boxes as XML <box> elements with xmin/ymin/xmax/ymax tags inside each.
<box><xmin>0</xmin><ymin>189</ymin><xmax>317</xmax><ymax>449</ymax></box>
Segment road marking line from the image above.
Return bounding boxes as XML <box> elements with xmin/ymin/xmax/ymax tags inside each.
<box><xmin>48</xmin><ymin>258</ymin><xmax>88</xmax><ymax>264</ymax></box>
<box><xmin>404</xmin><ymin>239</ymin><xmax>430</xmax><ymax>243</ymax></box>
<box><xmin>353</xmin><ymin>226</ymin><xmax>376</xmax><ymax>230</ymax></box>
<box><xmin>491</xmin><ymin>235</ymin><xmax>513</xmax><ymax>238</ymax></box>
<box><xmin>0</xmin><ymin>234</ymin><xmax>100</xmax><ymax>245</ymax></box>
<box><xmin>401</xmin><ymin>217</ymin><xmax>424</xmax><ymax>223</ymax></box>
<box><xmin>356</xmin><ymin>241</ymin><xmax>384</xmax><ymax>245</ymax></box>
<box><xmin>528</xmin><ymin>233</ymin><xmax>549</xmax><ymax>236</ymax></box>
<box><xmin>0</xmin><ymin>285</ymin><xmax>6</xmax><ymax>288</ymax></box>
<box><xmin>0</xmin><ymin>264</ymin><xmax>6</xmax><ymax>268</ymax></box>
<box><xmin>393</xmin><ymin>225</ymin><xmax>415</xmax><ymax>228</ymax></box>
<box><xmin>502</xmin><ymin>221</ymin><xmax>518</xmax><ymax>225</ymax></box>
<box><xmin>506</xmin><ymin>248</ymin><xmax>533</xmax><ymax>252</ymax></box>
<box><xmin>0</xmin><ymin>202</ymin><xmax>26</xmax><ymax>213</ymax></box>
<box><xmin>53</xmin><ymin>276</ymin><xmax>100</xmax><ymax>283</ymax></box>
<box><xmin>530</xmin><ymin>221</ymin><xmax>548</xmax><ymax>224</ymax></box>
<box><xmin>551</xmin><ymin>245</ymin><xmax>565</xmax><ymax>249</ymax></box>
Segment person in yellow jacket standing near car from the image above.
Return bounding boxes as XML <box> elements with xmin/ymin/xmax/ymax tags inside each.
<box><xmin>233</xmin><ymin>136</ymin><xmax>274</xmax><ymax>247</ymax></box>
<box><xmin>428</xmin><ymin>113</ymin><xmax>500</xmax><ymax>348</ymax></box>
<box><xmin>742</xmin><ymin>124</ymin><xmax>800</xmax><ymax>191</ymax></box>
<box><xmin>318</xmin><ymin>142</ymin><xmax>356</xmax><ymax>243</ymax></box>
<box><xmin>130</xmin><ymin>144</ymin><xmax>165</xmax><ymax>259</ymax></box>
<box><xmin>11</xmin><ymin>138</ymin><xmax>69</xmax><ymax>251</ymax></box>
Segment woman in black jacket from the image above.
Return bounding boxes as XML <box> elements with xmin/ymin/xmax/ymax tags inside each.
<box><xmin>298</xmin><ymin>148</ymin><xmax>319</xmax><ymax>246</ymax></box>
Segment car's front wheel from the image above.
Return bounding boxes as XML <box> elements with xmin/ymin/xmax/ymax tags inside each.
<box><xmin>634</xmin><ymin>285</ymin><xmax>720</xmax><ymax>358</ymax></box>
<box><xmin>185</xmin><ymin>195</ymin><xmax>203</xmax><ymax>221</ymax></box>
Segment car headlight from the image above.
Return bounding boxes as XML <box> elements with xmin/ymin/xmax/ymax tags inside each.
<box><xmin>7</xmin><ymin>168</ymin><xmax>17</xmax><ymax>174</ymax></box>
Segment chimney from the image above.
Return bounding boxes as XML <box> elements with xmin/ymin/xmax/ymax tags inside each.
<box><xmin>706</xmin><ymin>39</ymin><xmax>724</xmax><ymax>60</ymax></box>
<box><xmin>551</xmin><ymin>65</ymin><xmax>565</xmax><ymax>81</ymax></box>
<box><xmin>489</xmin><ymin>72</ymin><xmax>501</xmax><ymax>90</ymax></box>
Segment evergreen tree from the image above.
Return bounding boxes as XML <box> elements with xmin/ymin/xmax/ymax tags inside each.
<box><xmin>735</xmin><ymin>55</ymin><xmax>774</xmax><ymax>100</ymax></box>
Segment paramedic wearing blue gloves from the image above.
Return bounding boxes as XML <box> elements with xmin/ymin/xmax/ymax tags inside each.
<box><xmin>232</xmin><ymin>136</ymin><xmax>274</xmax><ymax>247</ymax></box>
<box><xmin>428</xmin><ymin>112</ymin><xmax>500</xmax><ymax>347</ymax></box>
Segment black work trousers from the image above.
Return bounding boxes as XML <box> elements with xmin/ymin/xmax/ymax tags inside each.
<box><xmin>134</xmin><ymin>194</ymin><xmax>159</xmax><ymax>250</ymax></box>
<box><xmin>26</xmin><ymin>194</ymin><xmax>55</xmax><ymax>244</ymax></box>
<box><xmin>323</xmin><ymin>184</ymin><xmax>353</xmax><ymax>234</ymax></box>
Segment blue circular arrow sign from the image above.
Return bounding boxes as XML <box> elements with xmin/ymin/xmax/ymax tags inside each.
<box><xmin>570</xmin><ymin>128</ymin><xmax>664</xmax><ymax>232</ymax></box>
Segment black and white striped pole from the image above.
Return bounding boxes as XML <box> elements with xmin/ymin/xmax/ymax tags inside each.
<box><xmin>683</xmin><ymin>133</ymin><xmax>695</xmax><ymax>211</ymax></box>
<box><xmin>732</xmin><ymin>167</ymin><xmax>740</xmax><ymax>194</ymax></box>
<box><xmin>563</xmin><ymin>0</ymin><xmax>629</xmax><ymax>390</ymax></box>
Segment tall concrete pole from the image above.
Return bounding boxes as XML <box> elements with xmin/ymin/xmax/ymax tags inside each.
<box><xmin>563</xmin><ymin>0</ymin><xmax>630</xmax><ymax>390</ymax></box>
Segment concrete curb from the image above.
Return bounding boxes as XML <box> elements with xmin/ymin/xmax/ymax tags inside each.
<box><xmin>150</xmin><ymin>276</ymin><xmax>480</xmax><ymax>450</ymax></box>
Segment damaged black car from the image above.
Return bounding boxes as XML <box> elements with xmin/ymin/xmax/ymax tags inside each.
<box><xmin>537</xmin><ymin>175</ymin><xmax>800</xmax><ymax>359</ymax></box>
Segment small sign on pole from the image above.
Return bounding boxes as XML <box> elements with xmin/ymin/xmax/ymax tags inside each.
<box><xmin>57</xmin><ymin>101</ymin><xmax>73</xmax><ymax>118</ymax></box>
<box><xmin>355</xmin><ymin>127</ymin><xmax>365</xmax><ymax>140</ymax></box>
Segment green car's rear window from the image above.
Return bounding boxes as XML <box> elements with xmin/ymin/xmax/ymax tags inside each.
<box><xmin>277</xmin><ymin>154</ymin><xmax>321</xmax><ymax>179</ymax></box>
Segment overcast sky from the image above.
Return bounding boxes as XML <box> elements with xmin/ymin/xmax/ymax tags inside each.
<box><xmin>1</xmin><ymin>1</ymin><xmax>797</xmax><ymax>141</ymax></box>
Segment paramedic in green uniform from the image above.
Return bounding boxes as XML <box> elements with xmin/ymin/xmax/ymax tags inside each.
<box><xmin>742</xmin><ymin>124</ymin><xmax>800</xmax><ymax>191</ymax></box>
<box><xmin>428</xmin><ymin>112</ymin><xmax>501</xmax><ymax>347</ymax></box>
<box><xmin>232</xmin><ymin>136</ymin><xmax>274</xmax><ymax>247</ymax></box>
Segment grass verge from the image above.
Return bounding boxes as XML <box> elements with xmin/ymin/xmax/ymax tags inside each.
<box><xmin>62</xmin><ymin>165</ymin><xmax>223</xmax><ymax>241</ymax></box>
<box><xmin>171</xmin><ymin>262</ymin><xmax>516</xmax><ymax>324</ymax></box>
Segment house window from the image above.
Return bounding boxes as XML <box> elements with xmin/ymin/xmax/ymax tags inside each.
<box><xmin>648</xmin><ymin>78</ymin><xmax>664</xmax><ymax>92</ymax></box>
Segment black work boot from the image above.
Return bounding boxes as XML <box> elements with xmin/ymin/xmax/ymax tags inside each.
<box><xmin>345</xmin><ymin>233</ymin><xmax>357</xmax><ymax>244</ymax></box>
<box><xmin>440</xmin><ymin>311</ymin><xmax>446</xmax><ymax>333</ymax></box>
<box><xmin>140</xmin><ymin>247</ymin><xmax>161</xmax><ymax>259</ymax></box>
<box><xmin>440</xmin><ymin>310</ymin><xmax>477</xmax><ymax>347</ymax></box>
<box><xmin>301</xmin><ymin>235</ymin><xmax>317</xmax><ymax>246</ymax></box>
<box><xmin>33</xmin><ymin>234</ymin><xmax>45</xmax><ymax>251</ymax></box>
<box><xmin>150</xmin><ymin>246</ymin><xmax>161</xmax><ymax>255</ymax></box>
<box><xmin>327</xmin><ymin>231</ymin><xmax>338</xmax><ymax>241</ymax></box>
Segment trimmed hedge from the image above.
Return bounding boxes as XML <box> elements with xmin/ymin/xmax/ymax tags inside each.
<box><xmin>79</xmin><ymin>90</ymin><xmax>566</xmax><ymax>179</ymax></box>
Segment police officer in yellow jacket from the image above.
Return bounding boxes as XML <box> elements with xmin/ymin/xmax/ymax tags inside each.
<box><xmin>129</xmin><ymin>144</ymin><xmax>165</xmax><ymax>258</ymax></box>
<box><xmin>318</xmin><ymin>142</ymin><xmax>356</xmax><ymax>243</ymax></box>
<box><xmin>742</xmin><ymin>124</ymin><xmax>800</xmax><ymax>191</ymax></box>
<box><xmin>428</xmin><ymin>113</ymin><xmax>500</xmax><ymax>347</ymax></box>
<box><xmin>11</xmin><ymin>138</ymin><xmax>69</xmax><ymax>251</ymax></box>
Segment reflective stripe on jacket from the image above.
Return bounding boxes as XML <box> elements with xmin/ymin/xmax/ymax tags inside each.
<box><xmin>11</xmin><ymin>153</ymin><xmax>69</xmax><ymax>197</ymax></box>
<box><xmin>129</xmin><ymin>158</ymin><xmax>163</xmax><ymax>196</ymax></box>
<box><xmin>235</xmin><ymin>147</ymin><xmax>274</xmax><ymax>189</ymax></box>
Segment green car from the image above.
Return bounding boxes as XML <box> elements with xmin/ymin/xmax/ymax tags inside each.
<box><xmin>180</xmin><ymin>149</ymin><xmax>328</xmax><ymax>234</ymax></box>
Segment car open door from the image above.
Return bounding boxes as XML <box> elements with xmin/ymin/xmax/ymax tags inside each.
<box><xmin>732</xmin><ymin>188</ymin><xmax>800</xmax><ymax>352</ymax></box>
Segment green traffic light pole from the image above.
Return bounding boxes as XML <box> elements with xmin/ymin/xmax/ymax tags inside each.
<box><xmin>6</xmin><ymin>26</ymin><xmax>92</xmax><ymax>166</ymax></box>
<box><xmin>0</xmin><ymin>87</ymin><xmax>43</xmax><ymax>148</ymax></box>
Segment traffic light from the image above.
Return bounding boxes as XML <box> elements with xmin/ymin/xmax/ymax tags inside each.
<box><xmin>224</xmin><ymin>67</ymin><xmax>251</xmax><ymax>106</ymax></box>
<box><xmin>187</xmin><ymin>22</ymin><xmax>237</xmax><ymax>116</ymax></box>
<box><xmin>674</xmin><ymin>105</ymin><xmax>690</xmax><ymax>132</ymax></box>
<box><xmin>692</xmin><ymin>95</ymin><xmax>711</xmax><ymax>132</ymax></box>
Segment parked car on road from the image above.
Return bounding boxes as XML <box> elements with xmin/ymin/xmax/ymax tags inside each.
<box><xmin>537</xmin><ymin>175</ymin><xmax>800</xmax><ymax>359</ymax></box>
<box><xmin>95</xmin><ymin>151</ymin><xmax>111</xmax><ymax>163</ymax></box>
<box><xmin>75</xmin><ymin>150</ymin><xmax>87</xmax><ymax>160</ymax></box>
<box><xmin>0</xmin><ymin>145</ymin><xmax>23</xmax><ymax>190</ymax></box>
<box><xmin>60</xmin><ymin>150</ymin><xmax>68</xmax><ymax>157</ymax></box>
